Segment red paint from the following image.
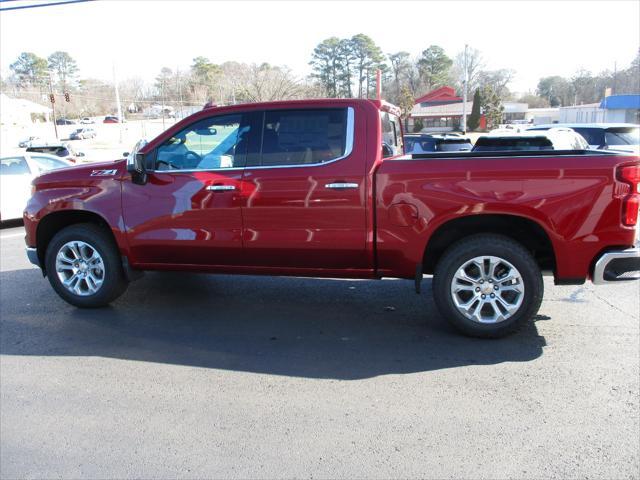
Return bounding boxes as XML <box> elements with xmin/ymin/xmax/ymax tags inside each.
<box><xmin>24</xmin><ymin>98</ymin><xmax>639</xmax><ymax>286</ymax></box>
<box><xmin>414</xmin><ymin>86</ymin><xmax>462</xmax><ymax>105</ymax></box>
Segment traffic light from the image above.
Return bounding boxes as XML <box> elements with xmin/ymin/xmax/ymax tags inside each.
<box><xmin>49</xmin><ymin>93</ymin><xmax>55</xmax><ymax>104</ymax></box>
<box><xmin>64</xmin><ymin>92</ymin><xmax>70</xmax><ymax>102</ymax></box>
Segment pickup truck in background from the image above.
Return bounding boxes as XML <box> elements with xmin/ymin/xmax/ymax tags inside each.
<box><xmin>23</xmin><ymin>99</ymin><xmax>640</xmax><ymax>337</ymax></box>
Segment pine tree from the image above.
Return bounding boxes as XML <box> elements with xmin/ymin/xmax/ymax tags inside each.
<box><xmin>467</xmin><ymin>88</ymin><xmax>482</xmax><ymax>131</ymax></box>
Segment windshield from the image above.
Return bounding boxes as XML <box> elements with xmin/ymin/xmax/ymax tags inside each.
<box><xmin>473</xmin><ymin>137</ymin><xmax>554</xmax><ymax>151</ymax></box>
<box><xmin>605</xmin><ymin>128</ymin><xmax>639</xmax><ymax>146</ymax></box>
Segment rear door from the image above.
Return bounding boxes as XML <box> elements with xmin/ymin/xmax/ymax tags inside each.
<box><xmin>122</xmin><ymin>112</ymin><xmax>255</xmax><ymax>266</ymax></box>
<box><xmin>0</xmin><ymin>156</ymin><xmax>33</xmax><ymax>221</ymax></box>
<box><xmin>240</xmin><ymin>106</ymin><xmax>370</xmax><ymax>270</ymax></box>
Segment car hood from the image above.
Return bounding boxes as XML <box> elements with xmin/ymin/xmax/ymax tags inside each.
<box><xmin>34</xmin><ymin>158</ymin><xmax>127</xmax><ymax>184</ymax></box>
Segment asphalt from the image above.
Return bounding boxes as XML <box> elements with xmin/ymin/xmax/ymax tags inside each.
<box><xmin>1</xmin><ymin>223</ymin><xmax>638</xmax><ymax>479</ymax></box>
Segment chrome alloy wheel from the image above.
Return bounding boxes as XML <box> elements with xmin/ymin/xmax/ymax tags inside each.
<box><xmin>55</xmin><ymin>240</ymin><xmax>105</xmax><ymax>296</ymax></box>
<box><xmin>450</xmin><ymin>255</ymin><xmax>525</xmax><ymax>324</ymax></box>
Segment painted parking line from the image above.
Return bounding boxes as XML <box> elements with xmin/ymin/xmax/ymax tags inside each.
<box><xmin>0</xmin><ymin>232</ymin><xmax>24</xmax><ymax>239</ymax></box>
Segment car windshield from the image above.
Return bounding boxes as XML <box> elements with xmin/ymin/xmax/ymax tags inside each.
<box><xmin>605</xmin><ymin>128</ymin><xmax>639</xmax><ymax>146</ymax></box>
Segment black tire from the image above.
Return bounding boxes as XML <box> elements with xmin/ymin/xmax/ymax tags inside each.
<box><xmin>433</xmin><ymin>234</ymin><xmax>543</xmax><ymax>338</ymax></box>
<box><xmin>45</xmin><ymin>223</ymin><xmax>128</xmax><ymax>308</ymax></box>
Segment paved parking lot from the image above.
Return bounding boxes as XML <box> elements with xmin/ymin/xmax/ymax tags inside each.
<box><xmin>1</xmin><ymin>223</ymin><xmax>638</xmax><ymax>479</ymax></box>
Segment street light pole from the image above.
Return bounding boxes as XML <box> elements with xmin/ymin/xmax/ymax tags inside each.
<box><xmin>113</xmin><ymin>63</ymin><xmax>123</xmax><ymax>144</ymax></box>
<box><xmin>461</xmin><ymin>44</ymin><xmax>468</xmax><ymax>133</ymax></box>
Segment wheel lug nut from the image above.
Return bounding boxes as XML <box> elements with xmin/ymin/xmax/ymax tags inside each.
<box><xmin>481</xmin><ymin>294</ymin><xmax>486</xmax><ymax>299</ymax></box>
<box><xmin>480</xmin><ymin>280</ymin><xmax>484</xmax><ymax>284</ymax></box>
<box><xmin>475</xmin><ymin>287</ymin><xmax>481</xmax><ymax>292</ymax></box>
<box><xmin>488</xmin><ymin>279</ymin><xmax>493</xmax><ymax>283</ymax></box>
<box><xmin>490</xmin><ymin>293</ymin><xmax>495</xmax><ymax>298</ymax></box>
<box><xmin>494</xmin><ymin>285</ymin><xmax>499</xmax><ymax>290</ymax></box>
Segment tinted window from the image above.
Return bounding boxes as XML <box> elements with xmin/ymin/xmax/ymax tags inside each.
<box><xmin>572</xmin><ymin>128</ymin><xmax>605</xmax><ymax>146</ymax></box>
<box><xmin>30</xmin><ymin>155</ymin><xmax>69</xmax><ymax>172</ymax></box>
<box><xmin>0</xmin><ymin>157</ymin><xmax>30</xmax><ymax>175</ymax></box>
<box><xmin>259</xmin><ymin>109</ymin><xmax>347</xmax><ymax>166</ymax></box>
<box><xmin>605</xmin><ymin>128</ymin><xmax>639</xmax><ymax>146</ymax></box>
<box><xmin>472</xmin><ymin>137</ymin><xmax>553</xmax><ymax>152</ymax></box>
<box><xmin>436</xmin><ymin>139</ymin><xmax>472</xmax><ymax>151</ymax></box>
<box><xmin>155</xmin><ymin>114</ymin><xmax>248</xmax><ymax>170</ymax></box>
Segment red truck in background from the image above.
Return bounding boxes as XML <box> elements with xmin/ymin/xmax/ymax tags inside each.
<box><xmin>24</xmin><ymin>98</ymin><xmax>640</xmax><ymax>338</ymax></box>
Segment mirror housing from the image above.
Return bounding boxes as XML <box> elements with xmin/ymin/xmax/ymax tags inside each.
<box><xmin>127</xmin><ymin>152</ymin><xmax>147</xmax><ymax>185</ymax></box>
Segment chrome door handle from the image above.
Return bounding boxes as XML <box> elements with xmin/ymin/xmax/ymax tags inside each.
<box><xmin>325</xmin><ymin>182</ymin><xmax>359</xmax><ymax>190</ymax></box>
<box><xmin>206</xmin><ymin>185</ymin><xmax>236</xmax><ymax>191</ymax></box>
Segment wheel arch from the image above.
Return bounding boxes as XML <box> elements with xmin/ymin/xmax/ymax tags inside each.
<box><xmin>422</xmin><ymin>214</ymin><xmax>556</xmax><ymax>276</ymax></box>
<box><xmin>36</xmin><ymin>210</ymin><xmax>118</xmax><ymax>275</ymax></box>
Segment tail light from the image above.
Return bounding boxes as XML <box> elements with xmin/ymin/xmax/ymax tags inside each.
<box><xmin>617</xmin><ymin>164</ymin><xmax>640</xmax><ymax>227</ymax></box>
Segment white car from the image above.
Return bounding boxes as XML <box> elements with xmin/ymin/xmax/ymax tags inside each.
<box><xmin>0</xmin><ymin>153</ymin><xmax>73</xmax><ymax>222</ymax></box>
<box><xmin>80</xmin><ymin>117</ymin><xmax>95</xmax><ymax>124</ymax></box>
<box><xmin>473</xmin><ymin>127</ymin><xmax>589</xmax><ymax>152</ymax></box>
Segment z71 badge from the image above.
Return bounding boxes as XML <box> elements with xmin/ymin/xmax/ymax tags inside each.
<box><xmin>90</xmin><ymin>169</ymin><xmax>118</xmax><ymax>176</ymax></box>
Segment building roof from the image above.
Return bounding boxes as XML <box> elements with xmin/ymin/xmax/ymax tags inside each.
<box><xmin>411</xmin><ymin>100</ymin><xmax>473</xmax><ymax>117</ymax></box>
<box><xmin>600</xmin><ymin>94</ymin><xmax>640</xmax><ymax>110</ymax></box>
<box><xmin>414</xmin><ymin>86</ymin><xmax>462</xmax><ymax>105</ymax></box>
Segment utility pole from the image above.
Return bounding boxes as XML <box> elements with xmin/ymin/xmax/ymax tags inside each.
<box><xmin>461</xmin><ymin>44</ymin><xmax>468</xmax><ymax>133</ymax></box>
<box><xmin>113</xmin><ymin>63</ymin><xmax>123</xmax><ymax>144</ymax></box>
<box><xmin>48</xmin><ymin>72</ymin><xmax>59</xmax><ymax>140</ymax></box>
<box><xmin>613</xmin><ymin>61</ymin><xmax>617</xmax><ymax>95</ymax></box>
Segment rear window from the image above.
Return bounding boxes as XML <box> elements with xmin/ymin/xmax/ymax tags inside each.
<box><xmin>436</xmin><ymin>139</ymin><xmax>472</xmax><ymax>152</ymax></box>
<box><xmin>0</xmin><ymin>157</ymin><xmax>30</xmax><ymax>175</ymax></box>
<box><xmin>27</xmin><ymin>146</ymin><xmax>70</xmax><ymax>157</ymax></box>
<box><xmin>605</xmin><ymin>127</ymin><xmax>639</xmax><ymax>146</ymax></box>
<box><xmin>572</xmin><ymin>128</ymin><xmax>605</xmax><ymax>146</ymax></box>
<box><xmin>260</xmin><ymin>108</ymin><xmax>348</xmax><ymax>167</ymax></box>
<box><xmin>473</xmin><ymin>137</ymin><xmax>554</xmax><ymax>152</ymax></box>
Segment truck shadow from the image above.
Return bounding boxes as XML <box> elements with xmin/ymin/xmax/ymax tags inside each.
<box><xmin>0</xmin><ymin>269</ymin><xmax>547</xmax><ymax>380</ymax></box>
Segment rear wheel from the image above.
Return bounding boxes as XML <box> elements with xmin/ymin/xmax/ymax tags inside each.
<box><xmin>45</xmin><ymin>223</ymin><xmax>128</xmax><ymax>307</ymax></box>
<box><xmin>433</xmin><ymin>234</ymin><xmax>543</xmax><ymax>338</ymax></box>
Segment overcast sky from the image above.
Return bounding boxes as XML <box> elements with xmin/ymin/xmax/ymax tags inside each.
<box><xmin>1</xmin><ymin>0</ymin><xmax>638</xmax><ymax>94</ymax></box>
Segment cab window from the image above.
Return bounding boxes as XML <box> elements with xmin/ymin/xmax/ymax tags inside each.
<box><xmin>155</xmin><ymin>114</ymin><xmax>249</xmax><ymax>171</ymax></box>
<box><xmin>381</xmin><ymin>112</ymin><xmax>403</xmax><ymax>157</ymax></box>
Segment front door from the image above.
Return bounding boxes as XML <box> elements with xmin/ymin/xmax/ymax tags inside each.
<box><xmin>240</xmin><ymin>107</ymin><xmax>369</xmax><ymax>270</ymax></box>
<box><xmin>122</xmin><ymin>113</ymin><xmax>251</xmax><ymax>266</ymax></box>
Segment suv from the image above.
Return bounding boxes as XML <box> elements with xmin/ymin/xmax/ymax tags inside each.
<box><xmin>527</xmin><ymin>123</ymin><xmax>639</xmax><ymax>154</ymax></box>
<box><xmin>404</xmin><ymin>133</ymin><xmax>472</xmax><ymax>153</ymax></box>
<box><xmin>473</xmin><ymin>128</ymin><xmax>589</xmax><ymax>152</ymax></box>
<box><xmin>69</xmin><ymin>128</ymin><xmax>97</xmax><ymax>140</ymax></box>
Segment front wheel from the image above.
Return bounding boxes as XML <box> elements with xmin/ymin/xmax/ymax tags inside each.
<box><xmin>433</xmin><ymin>234</ymin><xmax>543</xmax><ymax>338</ymax></box>
<box><xmin>45</xmin><ymin>223</ymin><xmax>128</xmax><ymax>307</ymax></box>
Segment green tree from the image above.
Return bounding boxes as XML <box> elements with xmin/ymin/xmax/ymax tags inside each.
<box><xmin>336</xmin><ymin>38</ymin><xmax>355</xmax><ymax>97</ymax></box>
<box><xmin>481</xmin><ymin>85</ymin><xmax>503</xmax><ymax>129</ymax></box>
<box><xmin>467</xmin><ymin>88</ymin><xmax>482</xmax><ymax>131</ymax></box>
<box><xmin>309</xmin><ymin>37</ymin><xmax>342</xmax><ymax>97</ymax></box>
<box><xmin>536</xmin><ymin>76</ymin><xmax>572</xmax><ymax>106</ymax></box>
<box><xmin>349</xmin><ymin>34</ymin><xmax>385</xmax><ymax>98</ymax></box>
<box><xmin>398</xmin><ymin>85</ymin><xmax>415</xmax><ymax>130</ymax></box>
<box><xmin>9</xmin><ymin>52</ymin><xmax>48</xmax><ymax>88</ymax></box>
<box><xmin>417</xmin><ymin>45</ymin><xmax>452</xmax><ymax>91</ymax></box>
<box><xmin>517</xmin><ymin>93</ymin><xmax>550</xmax><ymax>108</ymax></box>
<box><xmin>47</xmin><ymin>51</ymin><xmax>78</xmax><ymax>91</ymax></box>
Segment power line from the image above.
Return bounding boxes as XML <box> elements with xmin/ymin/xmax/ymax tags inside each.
<box><xmin>0</xmin><ymin>0</ymin><xmax>95</xmax><ymax>12</ymax></box>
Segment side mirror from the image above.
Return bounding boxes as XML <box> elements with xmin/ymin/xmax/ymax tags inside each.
<box><xmin>381</xmin><ymin>142</ymin><xmax>394</xmax><ymax>158</ymax></box>
<box><xmin>123</xmin><ymin>152</ymin><xmax>130</xmax><ymax>157</ymax></box>
<box><xmin>127</xmin><ymin>152</ymin><xmax>147</xmax><ymax>185</ymax></box>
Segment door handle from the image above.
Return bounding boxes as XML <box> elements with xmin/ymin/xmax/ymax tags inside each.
<box><xmin>206</xmin><ymin>185</ymin><xmax>236</xmax><ymax>191</ymax></box>
<box><xmin>325</xmin><ymin>182</ymin><xmax>359</xmax><ymax>190</ymax></box>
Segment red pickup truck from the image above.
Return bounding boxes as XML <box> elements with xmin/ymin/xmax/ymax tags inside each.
<box><xmin>24</xmin><ymin>99</ymin><xmax>640</xmax><ymax>337</ymax></box>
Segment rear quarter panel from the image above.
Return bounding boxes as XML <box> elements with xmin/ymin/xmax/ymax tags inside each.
<box><xmin>375</xmin><ymin>153</ymin><xmax>639</xmax><ymax>280</ymax></box>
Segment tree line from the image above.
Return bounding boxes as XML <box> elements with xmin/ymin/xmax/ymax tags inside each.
<box><xmin>2</xmin><ymin>42</ymin><xmax>638</xmax><ymax>122</ymax></box>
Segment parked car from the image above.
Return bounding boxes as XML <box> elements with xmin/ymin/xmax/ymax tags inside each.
<box><xmin>18</xmin><ymin>136</ymin><xmax>42</xmax><ymax>148</ymax></box>
<box><xmin>80</xmin><ymin>117</ymin><xmax>95</xmax><ymax>124</ymax></box>
<box><xmin>55</xmin><ymin>118</ymin><xmax>76</xmax><ymax>125</ymax></box>
<box><xmin>527</xmin><ymin>123</ymin><xmax>639</xmax><ymax>154</ymax></box>
<box><xmin>23</xmin><ymin>99</ymin><xmax>639</xmax><ymax>338</ymax></box>
<box><xmin>103</xmin><ymin>115</ymin><xmax>124</xmax><ymax>123</ymax></box>
<box><xmin>404</xmin><ymin>133</ymin><xmax>472</xmax><ymax>154</ymax></box>
<box><xmin>69</xmin><ymin>128</ymin><xmax>97</xmax><ymax>140</ymax></box>
<box><xmin>1</xmin><ymin>153</ymin><xmax>72</xmax><ymax>222</ymax></box>
<box><xmin>25</xmin><ymin>142</ymin><xmax>86</xmax><ymax>163</ymax></box>
<box><xmin>472</xmin><ymin>128</ymin><xmax>589</xmax><ymax>152</ymax></box>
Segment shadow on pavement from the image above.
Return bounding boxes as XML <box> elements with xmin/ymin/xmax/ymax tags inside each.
<box><xmin>0</xmin><ymin>268</ymin><xmax>547</xmax><ymax>379</ymax></box>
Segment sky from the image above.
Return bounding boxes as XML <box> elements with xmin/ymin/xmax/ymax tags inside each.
<box><xmin>1</xmin><ymin>0</ymin><xmax>639</xmax><ymax>95</ymax></box>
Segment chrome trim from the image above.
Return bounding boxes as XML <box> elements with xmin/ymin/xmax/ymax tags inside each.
<box><xmin>325</xmin><ymin>182</ymin><xmax>359</xmax><ymax>189</ymax></box>
<box><xmin>206</xmin><ymin>185</ymin><xmax>236</xmax><ymax>191</ymax></box>
<box><xmin>593</xmin><ymin>246</ymin><xmax>640</xmax><ymax>284</ymax></box>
